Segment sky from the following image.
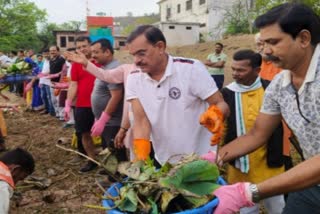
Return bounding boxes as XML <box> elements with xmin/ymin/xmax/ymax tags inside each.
<box><xmin>30</xmin><ymin>0</ymin><xmax>160</xmax><ymax>24</ymax></box>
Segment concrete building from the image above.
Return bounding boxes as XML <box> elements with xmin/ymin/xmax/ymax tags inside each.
<box><xmin>155</xmin><ymin>22</ymin><xmax>200</xmax><ymax>46</ymax></box>
<box><xmin>53</xmin><ymin>30</ymin><xmax>88</xmax><ymax>52</ymax></box>
<box><xmin>157</xmin><ymin>0</ymin><xmax>247</xmax><ymax>41</ymax></box>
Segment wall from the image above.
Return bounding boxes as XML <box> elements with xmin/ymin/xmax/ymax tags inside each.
<box><xmin>158</xmin><ymin>22</ymin><xmax>200</xmax><ymax>46</ymax></box>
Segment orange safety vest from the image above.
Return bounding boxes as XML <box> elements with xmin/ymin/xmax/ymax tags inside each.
<box><xmin>0</xmin><ymin>161</ymin><xmax>15</xmax><ymax>188</ymax></box>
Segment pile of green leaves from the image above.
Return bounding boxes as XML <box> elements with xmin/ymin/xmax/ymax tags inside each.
<box><xmin>0</xmin><ymin>61</ymin><xmax>31</xmax><ymax>75</ymax></box>
<box><xmin>110</xmin><ymin>154</ymin><xmax>220</xmax><ymax>213</ymax></box>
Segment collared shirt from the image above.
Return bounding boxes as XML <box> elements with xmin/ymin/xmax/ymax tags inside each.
<box><xmin>206</xmin><ymin>52</ymin><xmax>227</xmax><ymax>75</ymax></box>
<box><xmin>126</xmin><ymin>55</ymin><xmax>218</xmax><ymax>164</ymax></box>
<box><xmin>261</xmin><ymin>44</ymin><xmax>320</xmax><ymax>160</ymax></box>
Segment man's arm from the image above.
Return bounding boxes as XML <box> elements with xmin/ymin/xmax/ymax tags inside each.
<box><xmin>103</xmin><ymin>87</ymin><xmax>123</xmax><ymax>116</ymax></box>
<box><xmin>218</xmin><ymin>112</ymin><xmax>281</xmax><ymax>162</ymax></box>
<box><xmin>205</xmin><ymin>60</ymin><xmax>226</xmax><ymax>68</ymax></box>
<box><xmin>129</xmin><ymin>98</ymin><xmax>151</xmax><ymax>140</ymax></box>
<box><xmin>66</xmin><ymin>81</ymin><xmax>78</xmax><ymax>102</ymax></box>
<box><xmin>205</xmin><ymin>91</ymin><xmax>230</xmax><ymax>118</ymax></box>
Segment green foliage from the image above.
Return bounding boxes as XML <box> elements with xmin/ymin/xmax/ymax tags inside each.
<box><xmin>120</xmin><ymin>14</ymin><xmax>160</xmax><ymax>36</ymax></box>
<box><xmin>159</xmin><ymin>160</ymin><xmax>220</xmax><ymax>196</ymax></box>
<box><xmin>223</xmin><ymin>0</ymin><xmax>320</xmax><ymax>35</ymax></box>
<box><xmin>113</xmin><ymin>155</ymin><xmax>221</xmax><ymax>213</ymax></box>
<box><xmin>0</xmin><ymin>0</ymin><xmax>46</xmax><ymax>52</ymax></box>
<box><xmin>223</xmin><ymin>1</ymin><xmax>252</xmax><ymax>35</ymax></box>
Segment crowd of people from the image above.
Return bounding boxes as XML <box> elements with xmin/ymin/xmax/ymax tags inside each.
<box><xmin>0</xmin><ymin>2</ymin><xmax>320</xmax><ymax>214</ymax></box>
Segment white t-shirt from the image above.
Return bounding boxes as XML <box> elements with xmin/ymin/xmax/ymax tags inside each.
<box><xmin>39</xmin><ymin>59</ymin><xmax>51</xmax><ymax>86</ymax></box>
<box><xmin>126</xmin><ymin>55</ymin><xmax>218</xmax><ymax>164</ymax></box>
<box><xmin>0</xmin><ymin>181</ymin><xmax>13</xmax><ymax>214</ymax></box>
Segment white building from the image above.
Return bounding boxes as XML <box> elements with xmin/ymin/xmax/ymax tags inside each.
<box><xmin>155</xmin><ymin>22</ymin><xmax>200</xmax><ymax>46</ymax></box>
<box><xmin>157</xmin><ymin>0</ymin><xmax>249</xmax><ymax>41</ymax></box>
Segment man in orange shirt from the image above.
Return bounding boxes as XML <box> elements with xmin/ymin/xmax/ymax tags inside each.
<box><xmin>255</xmin><ymin>33</ymin><xmax>292</xmax><ymax>169</ymax></box>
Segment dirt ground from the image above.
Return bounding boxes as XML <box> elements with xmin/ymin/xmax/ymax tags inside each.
<box><xmin>1</xmin><ymin>34</ymin><xmax>271</xmax><ymax>214</ymax></box>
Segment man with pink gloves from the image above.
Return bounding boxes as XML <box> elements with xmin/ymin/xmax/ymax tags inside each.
<box><xmin>64</xmin><ymin>52</ymin><xmax>137</xmax><ymax>160</ymax></box>
<box><xmin>64</xmin><ymin>36</ymin><xmax>97</xmax><ymax>173</ymax></box>
<box><xmin>204</xmin><ymin>3</ymin><xmax>320</xmax><ymax>213</ymax></box>
<box><xmin>89</xmin><ymin>38</ymin><xmax>127</xmax><ymax>162</ymax></box>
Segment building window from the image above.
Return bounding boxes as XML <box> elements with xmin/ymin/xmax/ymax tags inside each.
<box><xmin>166</xmin><ymin>7</ymin><xmax>171</xmax><ymax>19</ymax></box>
<box><xmin>186</xmin><ymin>26</ymin><xmax>192</xmax><ymax>30</ymax></box>
<box><xmin>60</xmin><ymin>36</ymin><xmax>66</xmax><ymax>48</ymax></box>
<box><xmin>169</xmin><ymin>26</ymin><xmax>175</xmax><ymax>29</ymax></box>
<box><xmin>68</xmin><ymin>36</ymin><xmax>74</xmax><ymax>42</ymax></box>
<box><xmin>199</xmin><ymin>0</ymin><xmax>205</xmax><ymax>5</ymax></box>
<box><xmin>119</xmin><ymin>41</ymin><xmax>126</xmax><ymax>46</ymax></box>
<box><xmin>186</xmin><ymin>0</ymin><xmax>192</xmax><ymax>10</ymax></box>
<box><xmin>177</xmin><ymin>4</ymin><xmax>181</xmax><ymax>13</ymax></box>
<box><xmin>200</xmin><ymin>23</ymin><xmax>206</xmax><ymax>28</ymax></box>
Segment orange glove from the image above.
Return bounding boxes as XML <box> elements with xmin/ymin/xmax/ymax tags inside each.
<box><xmin>200</xmin><ymin>105</ymin><xmax>225</xmax><ymax>145</ymax></box>
<box><xmin>133</xmin><ymin>139</ymin><xmax>151</xmax><ymax>161</ymax></box>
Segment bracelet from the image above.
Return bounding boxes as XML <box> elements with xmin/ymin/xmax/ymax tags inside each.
<box><xmin>120</xmin><ymin>127</ymin><xmax>128</xmax><ymax>132</ymax></box>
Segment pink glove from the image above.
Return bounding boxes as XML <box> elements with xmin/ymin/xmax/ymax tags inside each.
<box><xmin>52</xmin><ymin>82</ymin><xmax>69</xmax><ymax>89</ymax></box>
<box><xmin>213</xmin><ymin>182</ymin><xmax>254</xmax><ymax>214</ymax></box>
<box><xmin>37</xmin><ymin>73</ymin><xmax>47</xmax><ymax>78</ymax></box>
<box><xmin>64</xmin><ymin>99</ymin><xmax>72</xmax><ymax>121</ymax></box>
<box><xmin>91</xmin><ymin>112</ymin><xmax>110</xmax><ymax>136</ymax></box>
<box><xmin>25</xmin><ymin>82</ymin><xmax>33</xmax><ymax>92</ymax></box>
<box><xmin>201</xmin><ymin>150</ymin><xmax>217</xmax><ymax>163</ymax></box>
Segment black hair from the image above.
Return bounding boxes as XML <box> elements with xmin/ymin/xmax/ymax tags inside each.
<box><xmin>127</xmin><ymin>25</ymin><xmax>166</xmax><ymax>46</ymax></box>
<box><xmin>75</xmin><ymin>36</ymin><xmax>91</xmax><ymax>44</ymax></box>
<box><xmin>215</xmin><ymin>42</ymin><xmax>224</xmax><ymax>49</ymax></box>
<box><xmin>49</xmin><ymin>45</ymin><xmax>60</xmax><ymax>51</ymax></box>
<box><xmin>91</xmin><ymin>38</ymin><xmax>114</xmax><ymax>54</ymax></box>
<box><xmin>37</xmin><ymin>54</ymin><xmax>43</xmax><ymax>58</ymax></box>
<box><xmin>66</xmin><ymin>47</ymin><xmax>76</xmax><ymax>52</ymax></box>
<box><xmin>233</xmin><ymin>49</ymin><xmax>262</xmax><ymax>69</ymax></box>
<box><xmin>0</xmin><ymin>148</ymin><xmax>35</xmax><ymax>175</ymax></box>
<box><xmin>11</xmin><ymin>50</ymin><xmax>17</xmax><ymax>56</ymax></box>
<box><xmin>254</xmin><ymin>3</ymin><xmax>320</xmax><ymax>46</ymax></box>
<box><xmin>42</xmin><ymin>49</ymin><xmax>49</xmax><ymax>53</ymax></box>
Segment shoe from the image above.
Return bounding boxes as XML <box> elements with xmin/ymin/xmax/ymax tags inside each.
<box><xmin>79</xmin><ymin>161</ymin><xmax>97</xmax><ymax>173</ymax></box>
<box><xmin>67</xmin><ymin>156</ymin><xmax>83</xmax><ymax>166</ymax></box>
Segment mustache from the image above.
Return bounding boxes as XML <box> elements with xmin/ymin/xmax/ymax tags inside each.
<box><xmin>136</xmin><ymin>62</ymin><xmax>146</xmax><ymax>67</ymax></box>
<box><xmin>265</xmin><ymin>54</ymin><xmax>280</xmax><ymax>62</ymax></box>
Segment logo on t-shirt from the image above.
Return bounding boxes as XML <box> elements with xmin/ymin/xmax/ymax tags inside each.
<box><xmin>169</xmin><ymin>87</ymin><xmax>181</xmax><ymax>99</ymax></box>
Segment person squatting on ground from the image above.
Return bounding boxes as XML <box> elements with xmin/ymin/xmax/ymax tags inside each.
<box><xmin>202</xmin><ymin>3</ymin><xmax>320</xmax><ymax>214</ymax></box>
<box><xmin>0</xmin><ymin>148</ymin><xmax>35</xmax><ymax>213</ymax></box>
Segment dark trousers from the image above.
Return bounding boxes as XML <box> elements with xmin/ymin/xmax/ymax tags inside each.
<box><xmin>283</xmin><ymin>185</ymin><xmax>320</xmax><ymax>214</ymax></box>
<box><xmin>211</xmin><ymin>74</ymin><xmax>224</xmax><ymax>90</ymax></box>
<box><xmin>102</xmin><ymin>126</ymin><xmax>128</xmax><ymax>162</ymax></box>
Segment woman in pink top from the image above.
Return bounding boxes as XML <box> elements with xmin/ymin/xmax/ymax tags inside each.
<box><xmin>64</xmin><ymin>52</ymin><xmax>137</xmax><ymax>160</ymax></box>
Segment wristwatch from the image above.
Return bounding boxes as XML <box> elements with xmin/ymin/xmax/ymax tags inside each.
<box><xmin>249</xmin><ymin>184</ymin><xmax>261</xmax><ymax>203</ymax></box>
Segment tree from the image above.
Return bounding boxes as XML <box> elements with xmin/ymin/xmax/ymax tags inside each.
<box><xmin>222</xmin><ymin>0</ymin><xmax>320</xmax><ymax>36</ymax></box>
<box><xmin>0</xmin><ymin>0</ymin><xmax>46</xmax><ymax>52</ymax></box>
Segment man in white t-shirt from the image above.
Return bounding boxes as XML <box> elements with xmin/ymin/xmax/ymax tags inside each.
<box><xmin>39</xmin><ymin>49</ymin><xmax>55</xmax><ymax>116</ymax></box>
<box><xmin>125</xmin><ymin>25</ymin><xmax>229</xmax><ymax>164</ymax></box>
